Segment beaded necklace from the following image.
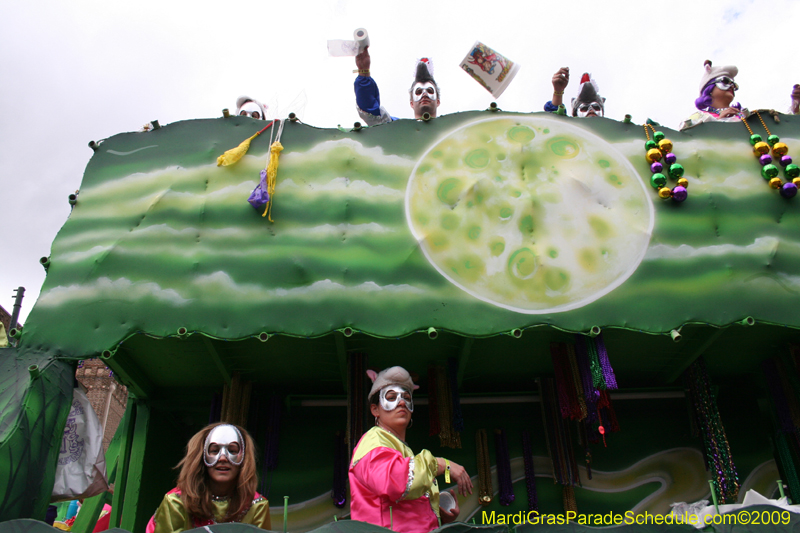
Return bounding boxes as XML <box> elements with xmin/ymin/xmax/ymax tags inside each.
<box><xmin>521</xmin><ymin>430</ymin><xmax>539</xmax><ymax>512</ymax></box>
<box><xmin>494</xmin><ymin>429</ymin><xmax>514</xmax><ymax>505</ymax></box>
<box><xmin>643</xmin><ymin>124</ymin><xmax>688</xmax><ymax>202</ymax></box>
<box><xmin>475</xmin><ymin>429</ymin><xmax>493</xmax><ymax>505</ymax></box>
<box><xmin>684</xmin><ymin>357</ymin><xmax>739</xmax><ymax>504</ymax></box>
<box><xmin>741</xmin><ymin>111</ymin><xmax>799</xmax><ymax>198</ymax></box>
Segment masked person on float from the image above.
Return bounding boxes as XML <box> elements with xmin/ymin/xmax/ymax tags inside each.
<box><xmin>236</xmin><ymin>96</ymin><xmax>268</xmax><ymax>120</ymax></box>
<box><xmin>544</xmin><ymin>68</ymin><xmax>605</xmax><ymax>118</ymax></box>
<box><xmin>679</xmin><ymin>61</ymin><xmax>745</xmax><ymax>130</ymax></box>
<box><xmin>349</xmin><ymin>367</ymin><xmax>472</xmax><ymax>533</ymax></box>
<box><xmin>354</xmin><ymin>48</ymin><xmax>441</xmax><ymax>126</ymax></box>
<box><xmin>147</xmin><ymin>423</ymin><xmax>270</xmax><ymax>533</ymax></box>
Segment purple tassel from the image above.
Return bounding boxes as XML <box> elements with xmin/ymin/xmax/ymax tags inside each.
<box><xmin>522</xmin><ymin>431</ymin><xmax>539</xmax><ymax>512</ymax></box>
<box><xmin>494</xmin><ymin>429</ymin><xmax>515</xmax><ymax>505</ymax></box>
<box><xmin>595</xmin><ymin>333</ymin><xmax>618</xmax><ymax>390</ymax></box>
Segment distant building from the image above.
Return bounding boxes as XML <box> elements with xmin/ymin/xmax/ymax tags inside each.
<box><xmin>76</xmin><ymin>359</ymin><xmax>128</xmax><ymax>453</ymax></box>
<box><xmin>0</xmin><ymin>304</ymin><xmax>14</xmax><ymax>332</ymax></box>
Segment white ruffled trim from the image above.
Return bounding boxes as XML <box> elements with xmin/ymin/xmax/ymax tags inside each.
<box><xmin>399</xmin><ymin>457</ymin><xmax>415</xmax><ymax>501</ymax></box>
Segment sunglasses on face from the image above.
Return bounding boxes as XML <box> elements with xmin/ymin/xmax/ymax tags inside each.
<box><xmin>577</xmin><ymin>102</ymin><xmax>603</xmax><ymax>113</ymax></box>
<box><xmin>714</xmin><ymin>76</ymin><xmax>738</xmax><ymax>92</ymax></box>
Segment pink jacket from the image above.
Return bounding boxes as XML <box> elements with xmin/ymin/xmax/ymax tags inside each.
<box><xmin>349</xmin><ymin>427</ymin><xmax>441</xmax><ymax>533</ymax></box>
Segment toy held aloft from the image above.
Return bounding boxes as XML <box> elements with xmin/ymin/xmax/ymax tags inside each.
<box><xmin>459</xmin><ymin>41</ymin><xmax>520</xmax><ymax>98</ymax></box>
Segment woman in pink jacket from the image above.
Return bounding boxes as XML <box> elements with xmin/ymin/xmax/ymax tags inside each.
<box><xmin>349</xmin><ymin>366</ymin><xmax>473</xmax><ymax>533</ymax></box>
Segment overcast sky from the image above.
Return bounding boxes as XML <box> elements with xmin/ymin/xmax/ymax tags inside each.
<box><xmin>2</xmin><ymin>0</ymin><xmax>798</xmax><ymax>324</ymax></box>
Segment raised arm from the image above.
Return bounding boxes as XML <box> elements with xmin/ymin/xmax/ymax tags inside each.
<box><xmin>544</xmin><ymin>67</ymin><xmax>569</xmax><ymax>112</ymax></box>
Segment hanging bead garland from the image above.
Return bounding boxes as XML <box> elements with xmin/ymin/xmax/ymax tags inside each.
<box><xmin>476</xmin><ymin>429</ymin><xmax>493</xmax><ymax>505</ymax></box>
<box><xmin>522</xmin><ymin>430</ymin><xmax>539</xmax><ymax>512</ymax></box>
<box><xmin>595</xmin><ymin>334</ymin><xmax>618</xmax><ymax>390</ymax></box>
<box><xmin>684</xmin><ymin>357</ymin><xmax>739</xmax><ymax>504</ymax></box>
<box><xmin>585</xmin><ymin>336</ymin><xmax>605</xmax><ymax>390</ymax></box>
<box><xmin>551</xmin><ymin>343</ymin><xmax>582</xmax><ymax>420</ymax></box>
<box><xmin>762</xmin><ymin>353</ymin><xmax>800</xmax><ymax>502</ymax></box>
<box><xmin>539</xmin><ymin>378</ymin><xmax>580</xmax><ymax>487</ymax></box>
<box><xmin>742</xmin><ymin>111</ymin><xmax>799</xmax><ymax>198</ymax></box>
<box><xmin>221</xmin><ymin>372</ymin><xmax>252</xmax><ymax>427</ymax></box>
<box><xmin>563</xmin><ymin>485</ymin><xmax>578</xmax><ymax>514</ymax></box>
<box><xmin>575</xmin><ymin>337</ymin><xmax>599</xmax><ymax>426</ymax></box>
<box><xmin>332</xmin><ymin>431</ymin><xmax>347</xmax><ymax>508</ymax></box>
<box><xmin>776</xmin><ymin>433</ymin><xmax>800</xmax><ymax>503</ymax></box>
<box><xmin>552</xmin><ymin>337</ymin><xmax>620</xmax><ymax>448</ymax></box>
<box><xmin>566</xmin><ymin>344</ymin><xmax>588</xmax><ymax>420</ymax></box>
<box><xmin>435</xmin><ymin>366</ymin><xmax>461</xmax><ymax>449</ymax></box>
<box><xmin>494</xmin><ymin>429</ymin><xmax>515</xmax><ymax>505</ymax></box>
<box><xmin>643</xmin><ymin>123</ymin><xmax>688</xmax><ymax>202</ymax></box>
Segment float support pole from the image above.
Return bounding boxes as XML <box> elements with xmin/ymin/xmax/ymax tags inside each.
<box><xmin>708</xmin><ymin>480</ymin><xmax>720</xmax><ymax>514</ymax></box>
<box><xmin>120</xmin><ymin>401</ymin><xmax>150</xmax><ymax>531</ymax></box>
<box><xmin>8</xmin><ymin>287</ymin><xmax>24</xmax><ymax>345</ymax></box>
<box><xmin>283</xmin><ymin>496</ymin><xmax>289</xmax><ymax>533</ymax></box>
<box><xmin>110</xmin><ymin>402</ymin><xmax>137</xmax><ymax>527</ymax></box>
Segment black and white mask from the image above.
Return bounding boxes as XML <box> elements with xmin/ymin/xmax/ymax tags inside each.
<box><xmin>412</xmin><ymin>82</ymin><xmax>437</xmax><ymax>102</ymax></box>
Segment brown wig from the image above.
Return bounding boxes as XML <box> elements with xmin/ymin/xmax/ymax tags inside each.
<box><xmin>175</xmin><ymin>423</ymin><xmax>259</xmax><ymax>522</ymax></box>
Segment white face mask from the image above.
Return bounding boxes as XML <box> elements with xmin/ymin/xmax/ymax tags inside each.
<box><xmin>203</xmin><ymin>424</ymin><xmax>245</xmax><ymax>467</ymax></box>
<box><xmin>238</xmin><ymin>101</ymin><xmax>264</xmax><ymax>119</ymax></box>
<box><xmin>379</xmin><ymin>385</ymin><xmax>413</xmax><ymax>412</ymax></box>
<box><xmin>412</xmin><ymin>82</ymin><xmax>437</xmax><ymax>102</ymax></box>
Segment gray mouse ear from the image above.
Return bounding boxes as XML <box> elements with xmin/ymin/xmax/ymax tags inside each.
<box><xmin>366</xmin><ymin>369</ymin><xmax>378</xmax><ymax>382</ymax></box>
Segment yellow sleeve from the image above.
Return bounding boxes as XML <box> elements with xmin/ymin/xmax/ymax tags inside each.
<box><xmin>403</xmin><ymin>448</ymin><xmax>439</xmax><ymax>501</ymax></box>
<box><xmin>153</xmin><ymin>492</ymin><xmax>191</xmax><ymax>533</ymax></box>
<box><xmin>244</xmin><ymin>498</ymin><xmax>272</xmax><ymax>530</ymax></box>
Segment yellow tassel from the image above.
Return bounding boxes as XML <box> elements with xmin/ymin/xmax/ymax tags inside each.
<box><xmin>217</xmin><ymin>131</ymin><xmax>261</xmax><ymax>167</ymax></box>
<box><xmin>263</xmin><ymin>141</ymin><xmax>284</xmax><ymax>221</ymax></box>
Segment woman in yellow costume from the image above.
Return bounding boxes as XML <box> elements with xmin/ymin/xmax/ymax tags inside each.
<box><xmin>146</xmin><ymin>423</ymin><xmax>271</xmax><ymax>532</ymax></box>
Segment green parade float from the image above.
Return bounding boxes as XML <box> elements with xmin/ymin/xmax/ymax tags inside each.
<box><xmin>2</xmin><ymin>107</ymin><xmax>800</xmax><ymax>532</ymax></box>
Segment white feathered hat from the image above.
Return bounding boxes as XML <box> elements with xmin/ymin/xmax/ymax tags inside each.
<box><xmin>235</xmin><ymin>96</ymin><xmax>268</xmax><ymax>119</ymax></box>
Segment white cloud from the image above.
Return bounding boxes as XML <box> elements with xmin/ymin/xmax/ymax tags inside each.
<box><xmin>36</xmin><ymin>277</ymin><xmax>191</xmax><ymax>308</ymax></box>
